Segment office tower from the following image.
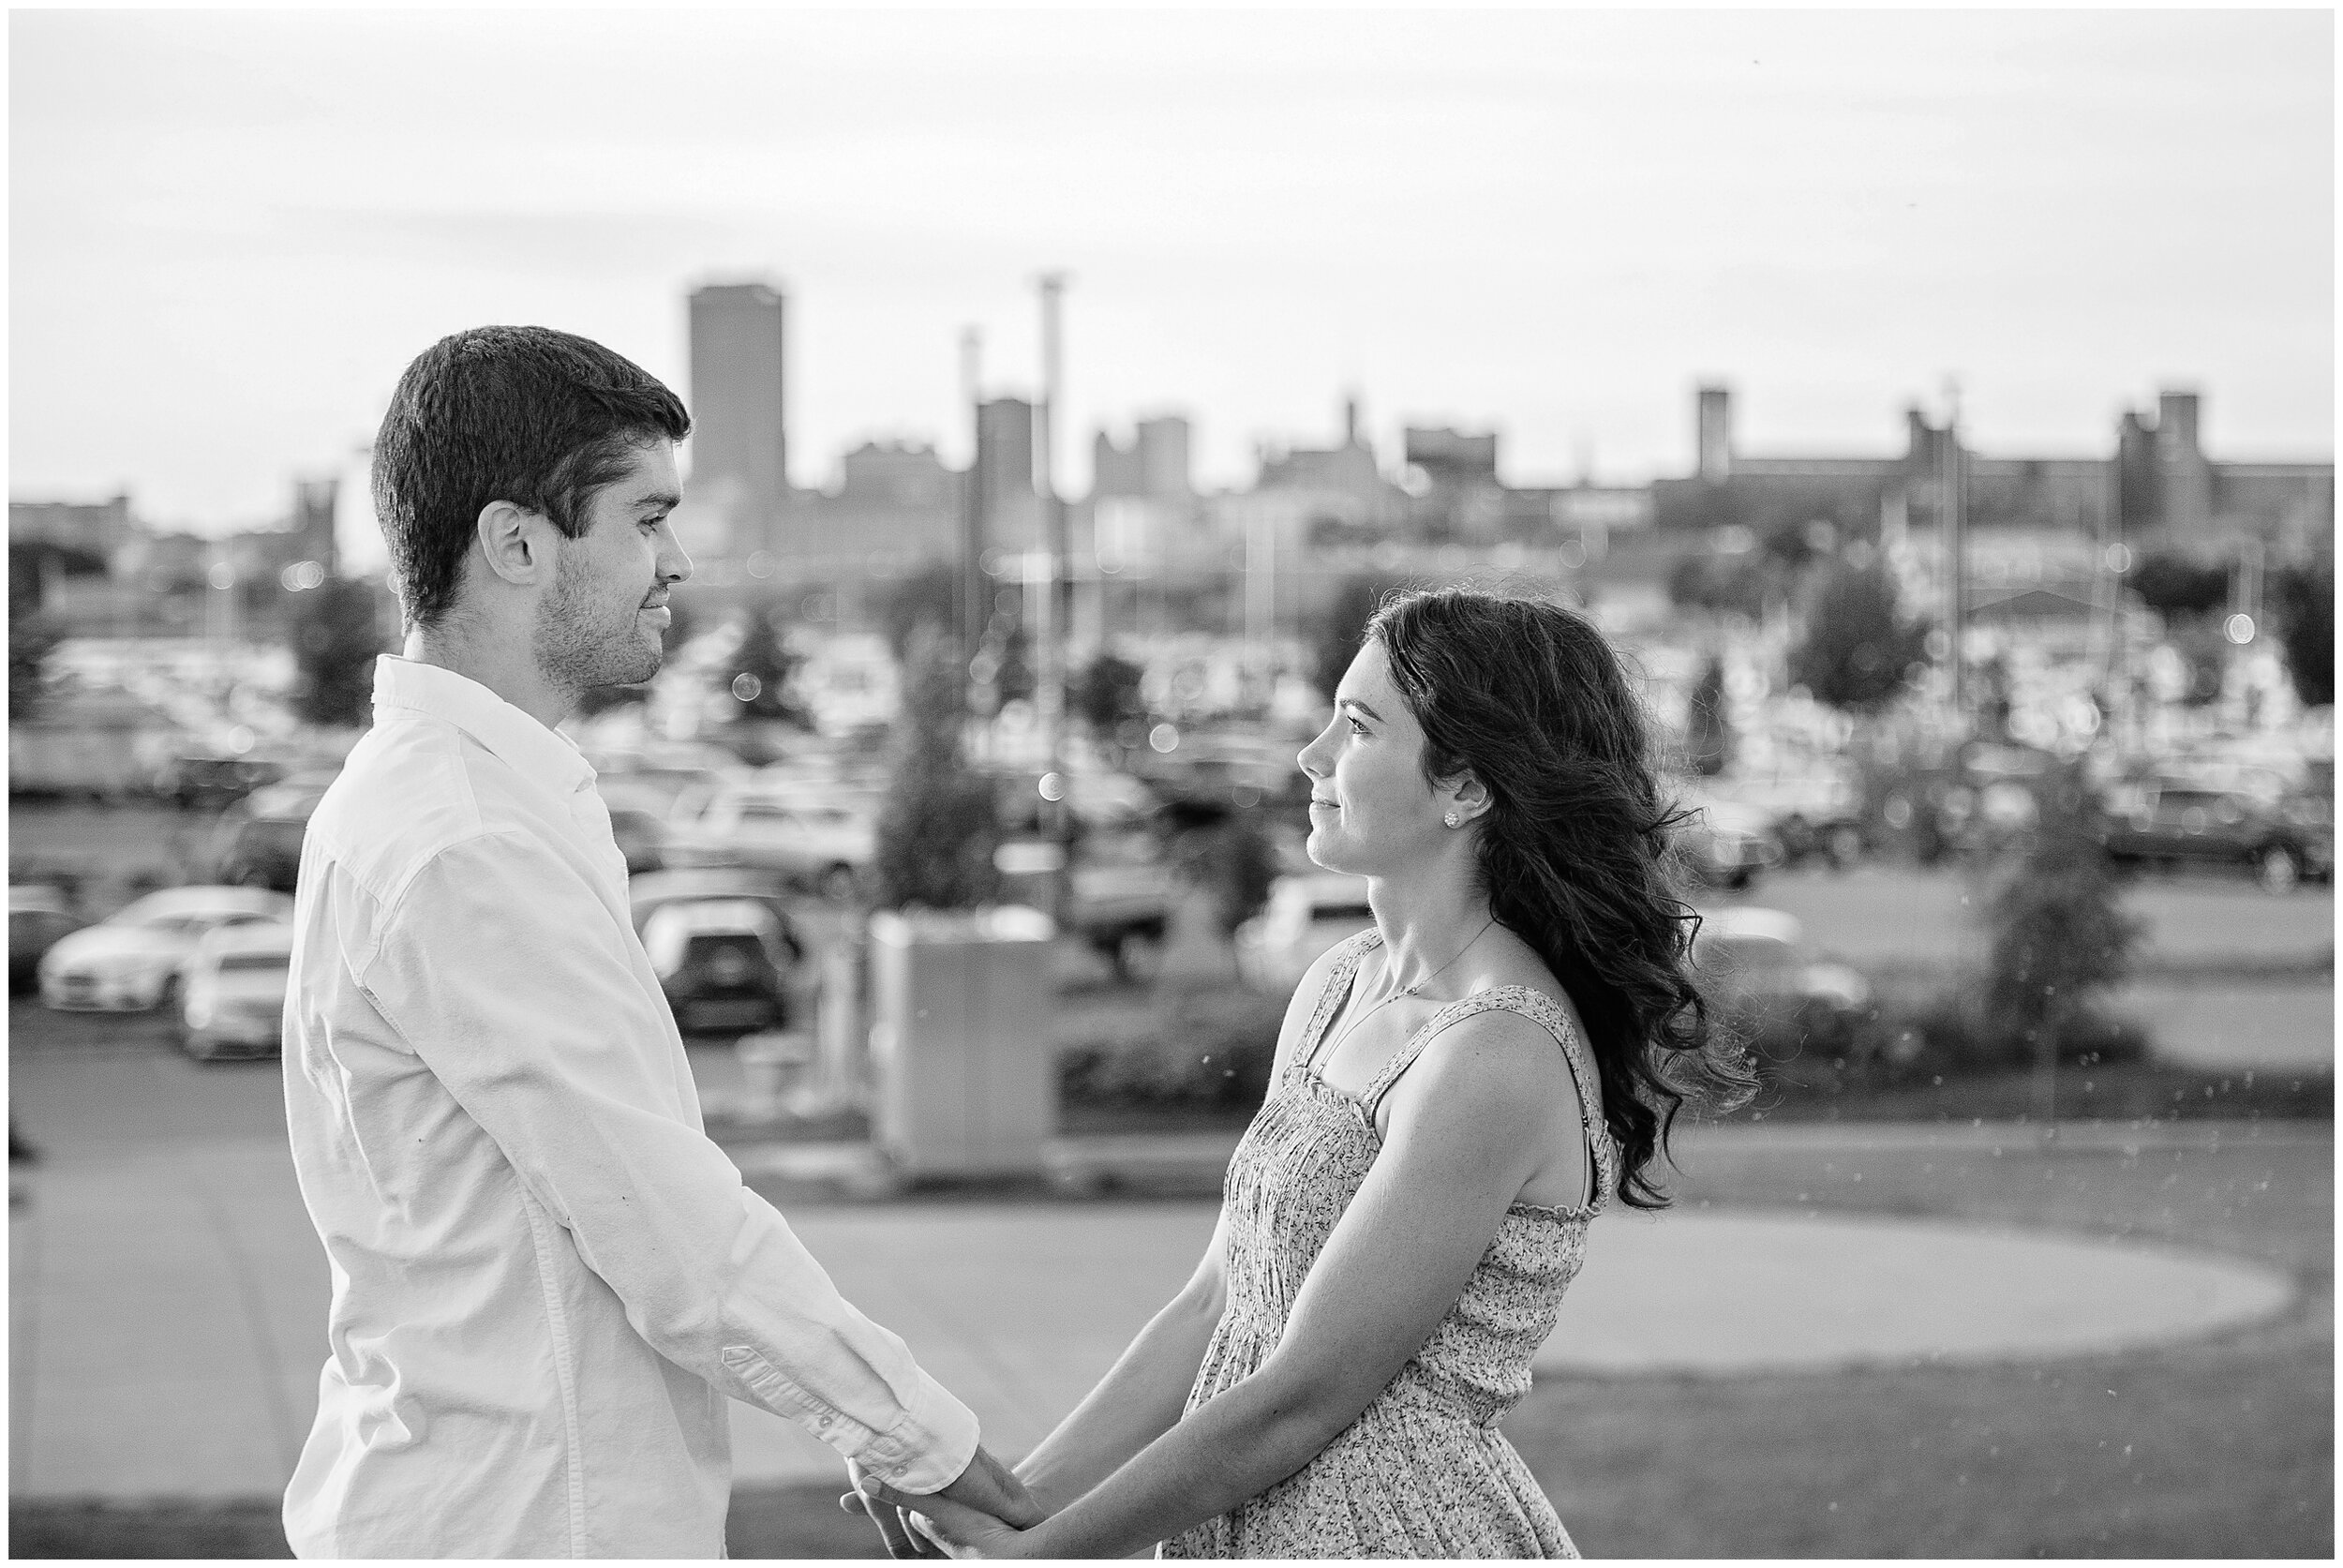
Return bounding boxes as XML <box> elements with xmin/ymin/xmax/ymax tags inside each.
<box><xmin>1135</xmin><ymin>415</ymin><xmax>1193</xmax><ymax>499</ymax></box>
<box><xmin>977</xmin><ymin>396</ymin><xmax>1041</xmax><ymax>552</ymax></box>
<box><xmin>687</xmin><ymin>281</ymin><xmax>788</xmax><ymax>560</ymax></box>
<box><xmin>1696</xmin><ymin>384</ymin><xmax>1733</xmax><ymax>484</ymax></box>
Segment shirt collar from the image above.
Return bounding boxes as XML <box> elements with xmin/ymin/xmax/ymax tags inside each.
<box><xmin>371</xmin><ymin>656</ymin><xmax>596</xmax><ymax>795</ymax></box>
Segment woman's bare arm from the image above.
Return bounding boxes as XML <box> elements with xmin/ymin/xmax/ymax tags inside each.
<box><xmin>875</xmin><ymin>1008</ymin><xmax>1577</xmax><ymax>1560</ymax></box>
<box><xmin>1007</xmin><ymin>942</ymin><xmax>1357</xmax><ymax>1512</ymax></box>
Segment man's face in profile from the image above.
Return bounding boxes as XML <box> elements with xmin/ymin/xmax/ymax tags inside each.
<box><xmin>530</xmin><ymin>441</ymin><xmax>689</xmax><ymax>691</ymax></box>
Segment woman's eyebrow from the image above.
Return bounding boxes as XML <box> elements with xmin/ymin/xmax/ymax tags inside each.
<box><xmin>1337</xmin><ymin>697</ymin><xmax>1384</xmax><ymax>723</ymax></box>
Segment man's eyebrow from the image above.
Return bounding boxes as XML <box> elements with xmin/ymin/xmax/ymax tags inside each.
<box><xmin>634</xmin><ymin>490</ymin><xmax>682</xmax><ymax>511</ymax></box>
<box><xmin>1337</xmin><ymin>696</ymin><xmax>1384</xmax><ymax>723</ymax></box>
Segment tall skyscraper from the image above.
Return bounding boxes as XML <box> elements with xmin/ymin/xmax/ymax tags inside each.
<box><xmin>687</xmin><ymin>281</ymin><xmax>788</xmax><ymax>560</ymax></box>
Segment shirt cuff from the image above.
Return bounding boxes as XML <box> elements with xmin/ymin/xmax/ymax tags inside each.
<box><xmin>855</xmin><ymin>1368</ymin><xmax>982</xmax><ymax>1496</ymax></box>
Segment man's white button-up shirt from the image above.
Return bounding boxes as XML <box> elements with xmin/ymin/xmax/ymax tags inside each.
<box><xmin>281</xmin><ymin>657</ymin><xmax>977</xmax><ymax>1559</ymax></box>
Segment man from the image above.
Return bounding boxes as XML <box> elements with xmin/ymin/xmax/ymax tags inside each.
<box><xmin>282</xmin><ymin>326</ymin><xmax>1035</xmax><ymax>1557</ymax></box>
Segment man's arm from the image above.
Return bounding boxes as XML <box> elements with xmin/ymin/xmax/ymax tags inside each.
<box><xmin>356</xmin><ymin>829</ymin><xmax>984</xmax><ymax>1495</ymax></box>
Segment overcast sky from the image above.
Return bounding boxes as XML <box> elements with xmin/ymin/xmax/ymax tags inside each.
<box><xmin>9</xmin><ymin>7</ymin><xmax>2334</xmax><ymax>536</ymax></box>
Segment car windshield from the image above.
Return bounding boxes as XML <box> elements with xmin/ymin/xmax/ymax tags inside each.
<box><xmin>216</xmin><ymin>952</ymin><xmax>290</xmax><ymax>973</ymax></box>
<box><xmin>1704</xmin><ymin>935</ymin><xmax>1797</xmax><ymax>972</ymax></box>
<box><xmin>119</xmin><ymin>910</ymin><xmax>210</xmax><ymax>934</ymax></box>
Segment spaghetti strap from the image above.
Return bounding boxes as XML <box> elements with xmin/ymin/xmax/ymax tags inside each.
<box><xmin>1359</xmin><ymin>983</ymin><xmax>1616</xmax><ymax>1215</ymax></box>
<box><xmin>1296</xmin><ymin>929</ymin><xmax>1381</xmax><ymax>1074</ymax></box>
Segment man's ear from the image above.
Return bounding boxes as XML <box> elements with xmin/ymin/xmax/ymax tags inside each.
<box><xmin>475</xmin><ymin>500</ymin><xmax>551</xmax><ymax>589</ymax></box>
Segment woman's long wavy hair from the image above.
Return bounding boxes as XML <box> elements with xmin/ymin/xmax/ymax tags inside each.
<box><xmin>1367</xmin><ymin>588</ymin><xmax>1756</xmax><ymax>1209</ymax></box>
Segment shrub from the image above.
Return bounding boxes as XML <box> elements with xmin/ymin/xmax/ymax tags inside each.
<box><xmin>291</xmin><ymin>577</ymin><xmax>393</xmax><ymax>727</ymax></box>
<box><xmin>1059</xmin><ymin>990</ymin><xmax>1285</xmax><ymax>1112</ymax></box>
<box><xmin>1978</xmin><ymin>763</ymin><xmax>2142</xmax><ymax>1063</ymax></box>
<box><xmin>1736</xmin><ymin>979</ymin><xmax>2151</xmax><ymax>1105</ymax></box>
<box><xmin>1173</xmin><ymin>813</ymin><xmax>1282</xmax><ymax>937</ymax></box>
<box><xmin>871</xmin><ymin>629</ymin><xmax>1001</xmax><ymax>912</ymax></box>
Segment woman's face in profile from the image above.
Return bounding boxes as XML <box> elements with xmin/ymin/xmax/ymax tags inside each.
<box><xmin>1297</xmin><ymin>639</ymin><xmax>1448</xmax><ymax>874</ymax></box>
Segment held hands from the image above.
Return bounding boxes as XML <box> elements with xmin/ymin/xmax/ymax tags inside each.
<box><xmin>857</xmin><ymin>1471</ymin><xmax>1046</xmax><ymax>1560</ymax></box>
<box><xmin>840</xmin><ymin>1444</ymin><xmax>1050</xmax><ymax>1560</ymax></box>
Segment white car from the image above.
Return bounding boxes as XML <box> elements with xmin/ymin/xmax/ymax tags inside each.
<box><xmin>179</xmin><ymin>921</ymin><xmax>295</xmax><ymax>1060</ymax></box>
<box><xmin>1689</xmin><ymin>906</ymin><xmax>1871</xmax><ymax>1019</ymax></box>
<box><xmin>1673</xmin><ymin>795</ymin><xmax>1784</xmax><ymax>889</ymax></box>
<box><xmin>37</xmin><ymin>885</ymin><xmax>294</xmax><ymax>1012</ymax></box>
<box><xmin>664</xmin><ymin>787</ymin><xmax>878</xmax><ymax>901</ymax></box>
<box><xmin>1234</xmin><ymin>872</ymin><xmax>1375</xmax><ymax>994</ymax></box>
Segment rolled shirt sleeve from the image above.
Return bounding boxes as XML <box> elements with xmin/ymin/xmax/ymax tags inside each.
<box><xmin>354</xmin><ymin>829</ymin><xmax>980</xmax><ymax>1494</ymax></box>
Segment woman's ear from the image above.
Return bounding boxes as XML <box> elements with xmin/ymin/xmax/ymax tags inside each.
<box><xmin>1444</xmin><ymin>772</ymin><xmax>1494</xmax><ymax>827</ymax></box>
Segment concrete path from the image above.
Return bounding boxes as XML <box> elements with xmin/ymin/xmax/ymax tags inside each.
<box><xmin>1707</xmin><ymin>865</ymin><xmax>2333</xmax><ymax>978</ymax></box>
<box><xmin>8</xmin><ymin>1120</ymin><xmax>2311</xmax><ymax>1501</ymax></box>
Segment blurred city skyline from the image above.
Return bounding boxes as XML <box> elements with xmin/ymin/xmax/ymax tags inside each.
<box><xmin>9</xmin><ymin>7</ymin><xmax>2334</xmax><ymax>537</ymax></box>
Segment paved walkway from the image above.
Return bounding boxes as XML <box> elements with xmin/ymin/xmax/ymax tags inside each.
<box><xmin>8</xmin><ymin>1119</ymin><xmax>2311</xmax><ymax>1500</ymax></box>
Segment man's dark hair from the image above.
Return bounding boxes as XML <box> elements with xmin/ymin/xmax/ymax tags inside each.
<box><xmin>372</xmin><ymin>325</ymin><xmax>691</xmax><ymax>630</ymax></box>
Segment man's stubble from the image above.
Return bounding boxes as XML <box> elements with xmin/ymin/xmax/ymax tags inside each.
<box><xmin>530</xmin><ymin>544</ymin><xmax>663</xmax><ymax>697</ymax></box>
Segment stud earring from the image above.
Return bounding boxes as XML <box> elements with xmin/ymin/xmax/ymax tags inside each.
<box><xmin>1443</xmin><ymin>811</ymin><xmax>1461</xmax><ymax>828</ymax></box>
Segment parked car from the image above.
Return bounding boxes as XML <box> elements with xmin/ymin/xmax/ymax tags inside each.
<box><xmin>1689</xmin><ymin>906</ymin><xmax>1871</xmax><ymax>1024</ymax></box>
<box><xmin>993</xmin><ymin>825</ymin><xmax>1183</xmax><ymax>981</ymax></box>
<box><xmin>1710</xmin><ymin>767</ymin><xmax>1867</xmax><ymax>868</ymax></box>
<box><xmin>988</xmin><ymin>766</ymin><xmax>1163</xmax><ymax>834</ymax></box>
<box><xmin>154</xmin><ymin>752</ymin><xmax>289</xmax><ymax>813</ymax></box>
<box><xmin>594</xmin><ymin>776</ymin><xmax>677</xmax><ymax>875</ymax></box>
<box><xmin>1929</xmin><ymin>742</ymin><xmax>2063</xmax><ymax>860</ymax></box>
<box><xmin>638</xmin><ymin>896</ymin><xmax>800</xmax><ymax>1037</ymax></box>
<box><xmin>1672</xmin><ymin>796</ymin><xmax>1783</xmax><ymax>890</ymax></box>
<box><xmin>208</xmin><ymin>769</ymin><xmax>341</xmax><ymax>892</ymax></box>
<box><xmin>1131</xmin><ymin>727</ymin><xmax>1311</xmax><ymax>812</ymax></box>
<box><xmin>10</xmin><ymin>885</ymin><xmax>87</xmax><ymax>994</ymax></box>
<box><xmin>583</xmin><ymin>739</ymin><xmax>753</xmax><ymax>819</ymax></box>
<box><xmin>664</xmin><ymin>786</ymin><xmax>878</xmax><ymax>901</ymax></box>
<box><xmin>178</xmin><ymin>921</ymin><xmax>295</xmax><ymax>1060</ymax></box>
<box><xmin>1234</xmin><ymin>872</ymin><xmax>1375</xmax><ymax>993</ymax></box>
<box><xmin>2095</xmin><ymin>778</ymin><xmax>2333</xmax><ymax>893</ymax></box>
<box><xmin>628</xmin><ymin>869</ymin><xmax>808</xmax><ymax>1034</ymax></box>
<box><xmin>37</xmin><ymin>886</ymin><xmax>294</xmax><ymax>1012</ymax></box>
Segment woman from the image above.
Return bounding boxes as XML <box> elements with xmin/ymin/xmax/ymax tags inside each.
<box><xmin>860</xmin><ymin>589</ymin><xmax>1754</xmax><ymax>1559</ymax></box>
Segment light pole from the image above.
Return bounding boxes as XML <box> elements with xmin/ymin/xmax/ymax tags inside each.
<box><xmin>1940</xmin><ymin>379</ymin><xmax>1966</xmax><ymax>733</ymax></box>
<box><xmin>959</xmin><ymin>326</ymin><xmax>984</xmax><ymax>670</ymax></box>
<box><xmin>1035</xmin><ymin>272</ymin><xmax>1073</xmax><ymax>922</ymax></box>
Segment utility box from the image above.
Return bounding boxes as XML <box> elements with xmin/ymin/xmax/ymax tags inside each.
<box><xmin>868</xmin><ymin>905</ymin><xmax>1056</xmax><ymax>1178</ymax></box>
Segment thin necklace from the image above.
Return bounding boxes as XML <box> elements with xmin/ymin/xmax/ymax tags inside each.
<box><xmin>1320</xmin><ymin>917</ymin><xmax>1499</xmax><ymax>1067</ymax></box>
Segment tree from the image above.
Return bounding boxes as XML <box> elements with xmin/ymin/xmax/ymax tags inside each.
<box><xmin>724</xmin><ymin>605</ymin><xmax>808</xmax><ymax>724</ymax></box>
<box><xmin>2125</xmin><ymin>551</ymin><xmax>2228</xmax><ymax>620</ymax></box>
<box><xmin>1787</xmin><ymin>562</ymin><xmax>1931</xmax><ymax>715</ymax></box>
<box><xmin>872</xmin><ymin>560</ymin><xmax>964</xmax><ymax>665</ymax></box>
<box><xmin>1681</xmin><ymin>654</ymin><xmax>1733</xmax><ymax>776</ymax></box>
<box><xmin>2269</xmin><ymin>560</ymin><xmax>2334</xmax><ymax>708</ymax></box>
<box><xmin>9</xmin><ymin>613</ymin><xmax>61</xmax><ymax>723</ymax></box>
<box><xmin>871</xmin><ymin>628</ymin><xmax>1003</xmax><ymax>912</ymax></box>
<box><xmin>1308</xmin><ymin>574</ymin><xmax>1410</xmax><ymax>699</ymax></box>
<box><xmin>1979</xmin><ymin>762</ymin><xmax>2142</xmax><ymax>1121</ymax></box>
<box><xmin>1071</xmin><ymin>651</ymin><xmax>1146</xmax><ymax>739</ymax></box>
<box><xmin>291</xmin><ymin>577</ymin><xmax>392</xmax><ymax>727</ymax></box>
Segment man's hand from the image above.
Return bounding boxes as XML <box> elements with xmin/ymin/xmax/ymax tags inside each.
<box><xmin>840</xmin><ymin>1445</ymin><xmax>1044</xmax><ymax>1559</ymax></box>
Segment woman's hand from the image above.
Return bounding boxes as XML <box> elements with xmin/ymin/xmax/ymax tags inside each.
<box><xmin>858</xmin><ymin>1475</ymin><xmax>1051</xmax><ymax>1560</ymax></box>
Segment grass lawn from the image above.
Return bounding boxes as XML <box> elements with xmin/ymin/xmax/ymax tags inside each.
<box><xmin>722</xmin><ymin>1128</ymin><xmax>2336</xmax><ymax>1561</ymax></box>
<box><xmin>1509</xmin><ymin>1129</ymin><xmax>2334</xmax><ymax>1559</ymax></box>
